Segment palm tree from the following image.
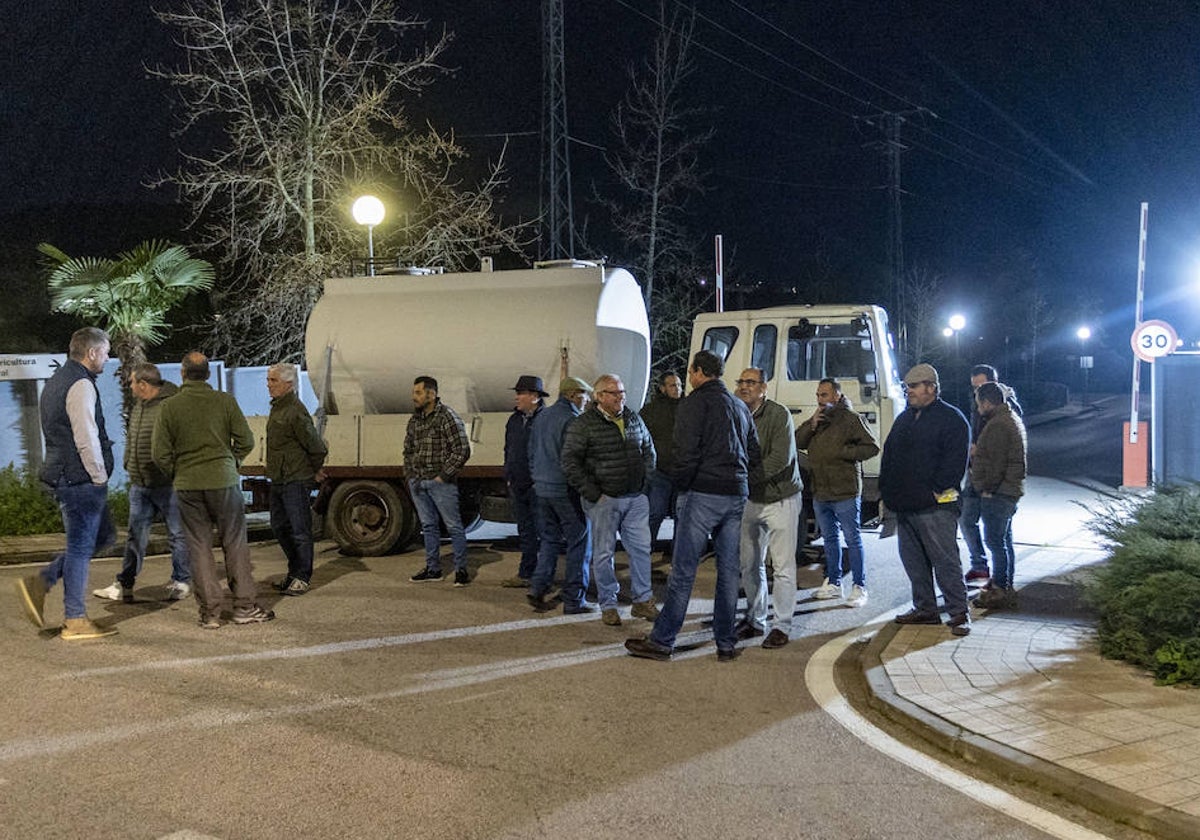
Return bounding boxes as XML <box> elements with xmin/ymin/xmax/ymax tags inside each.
<box><xmin>38</xmin><ymin>240</ymin><xmax>216</xmax><ymax>422</ymax></box>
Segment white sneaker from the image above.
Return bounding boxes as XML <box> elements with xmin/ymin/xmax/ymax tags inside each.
<box><xmin>93</xmin><ymin>582</ymin><xmax>132</xmax><ymax>602</ymax></box>
<box><xmin>813</xmin><ymin>578</ymin><xmax>843</xmax><ymax>600</ymax></box>
<box><xmin>847</xmin><ymin>584</ymin><xmax>869</xmax><ymax>608</ymax></box>
<box><xmin>165</xmin><ymin>580</ymin><xmax>192</xmax><ymax>601</ymax></box>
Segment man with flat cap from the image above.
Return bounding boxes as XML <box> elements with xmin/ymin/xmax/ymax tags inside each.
<box><xmin>527</xmin><ymin>376</ymin><xmax>595</xmax><ymax>614</ymax></box>
<box><xmin>500</xmin><ymin>375</ymin><xmax>547</xmax><ymax>587</ymax></box>
<box><xmin>879</xmin><ymin>363</ymin><xmax>972</xmax><ymax>636</ymax></box>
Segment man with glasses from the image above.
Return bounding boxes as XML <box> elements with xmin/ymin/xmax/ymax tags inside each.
<box><xmin>733</xmin><ymin>368</ymin><xmax>802</xmax><ymax>649</ymax></box>
<box><xmin>880</xmin><ymin>363</ymin><xmax>972</xmax><ymax>636</ymax></box>
<box><xmin>561</xmin><ymin>374</ymin><xmax>658</xmax><ymax>627</ymax></box>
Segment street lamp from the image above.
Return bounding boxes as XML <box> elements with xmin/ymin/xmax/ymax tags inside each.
<box><xmin>1076</xmin><ymin>326</ymin><xmax>1093</xmax><ymax>406</ymax></box>
<box><xmin>947</xmin><ymin>314</ymin><xmax>967</xmax><ymax>404</ymax></box>
<box><xmin>351</xmin><ymin>195</ymin><xmax>386</xmax><ymax>276</ymax></box>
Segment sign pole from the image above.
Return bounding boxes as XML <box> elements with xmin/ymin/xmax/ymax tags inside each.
<box><xmin>1123</xmin><ymin>202</ymin><xmax>1150</xmax><ymax>488</ymax></box>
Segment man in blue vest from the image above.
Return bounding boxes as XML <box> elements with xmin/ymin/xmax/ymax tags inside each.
<box><xmin>15</xmin><ymin>327</ymin><xmax>119</xmax><ymax>639</ymax></box>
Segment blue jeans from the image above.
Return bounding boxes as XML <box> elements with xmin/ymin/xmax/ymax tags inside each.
<box><xmin>814</xmin><ymin>496</ymin><xmax>865</xmax><ymax>587</ymax></box>
<box><xmin>645</xmin><ymin>469</ymin><xmax>675</xmax><ymax>543</ymax></box>
<box><xmin>408</xmin><ymin>478</ymin><xmax>468</xmax><ymax>572</ymax></box>
<box><xmin>41</xmin><ymin>482</ymin><xmax>115</xmax><ymax>619</ymax></box>
<box><xmin>896</xmin><ymin>506</ymin><xmax>969</xmax><ymax>617</ymax></box>
<box><xmin>510</xmin><ymin>482</ymin><xmax>540</xmax><ymax>579</ymax></box>
<box><xmin>959</xmin><ymin>487</ymin><xmax>987</xmax><ymax>574</ymax></box>
<box><xmin>270</xmin><ymin>480</ymin><xmax>315</xmax><ymax>583</ymax></box>
<box><xmin>650</xmin><ymin>491</ymin><xmax>745</xmax><ymax>653</ymax></box>
<box><xmin>530</xmin><ymin>492</ymin><xmax>592</xmax><ymax>607</ymax></box>
<box><xmin>118</xmin><ymin>483</ymin><xmax>189</xmax><ymax>587</ymax></box>
<box><xmin>980</xmin><ymin>494</ymin><xmax>1018</xmax><ymax>589</ymax></box>
<box><xmin>582</xmin><ymin>492</ymin><xmax>653</xmax><ymax>608</ymax></box>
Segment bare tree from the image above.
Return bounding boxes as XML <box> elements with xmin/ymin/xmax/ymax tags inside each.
<box><xmin>900</xmin><ymin>263</ymin><xmax>946</xmax><ymax>367</ymax></box>
<box><xmin>152</xmin><ymin>0</ymin><xmax>527</xmax><ymax>363</ymax></box>
<box><xmin>602</xmin><ymin>1</ymin><xmax>711</xmax><ymax>310</ymax></box>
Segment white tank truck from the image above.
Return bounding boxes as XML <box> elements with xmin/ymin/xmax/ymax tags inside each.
<box><xmin>241</xmin><ymin>261</ymin><xmax>651</xmax><ymax>556</ymax></box>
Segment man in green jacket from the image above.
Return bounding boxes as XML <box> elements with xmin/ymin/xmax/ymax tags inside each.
<box><xmin>93</xmin><ymin>363</ymin><xmax>191</xmax><ymax>603</ymax></box>
<box><xmin>795</xmin><ymin>377</ymin><xmax>879</xmax><ymax>608</ymax></box>
<box><xmin>969</xmin><ymin>382</ymin><xmax>1027</xmax><ymax>610</ymax></box>
<box><xmin>153</xmin><ymin>352</ymin><xmax>274</xmax><ymax>629</ymax></box>
<box><xmin>735</xmin><ymin>368</ymin><xmax>803</xmax><ymax>649</ymax></box>
<box><xmin>266</xmin><ymin>363</ymin><xmax>327</xmax><ymax>596</ymax></box>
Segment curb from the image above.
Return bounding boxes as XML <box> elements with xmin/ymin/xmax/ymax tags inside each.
<box><xmin>860</xmin><ymin>621</ymin><xmax>1200</xmax><ymax>840</ymax></box>
<box><xmin>0</xmin><ymin>522</ymin><xmax>277</xmax><ymax>567</ymax></box>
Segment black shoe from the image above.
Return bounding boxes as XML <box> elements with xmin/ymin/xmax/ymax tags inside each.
<box><xmin>734</xmin><ymin>619</ymin><xmax>764</xmax><ymax>641</ymax></box>
<box><xmin>762</xmin><ymin>628</ymin><xmax>790</xmax><ymax>649</ymax></box>
<box><xmin>947</xmin><ymin>612</ymin><xmax>971</xmax><ymax>636</ymax></box>
<box><xmin>894</xmin><ymin>608</ymin><xmax>942</xmax><ymax>625</ymax></box>
<box><xmin>563</xmin><ymin>602</ymin><xmax>597</xmax><ymax>615</ymax></box>
<box><xmin>717</xmin><ymin>647</ymin><xmax>742</xmax><ymax>662</ymax></box>
<box><xmin>454</xmin><ymin>569</ymin><xmax>470</xmax><ymax>587</ymax></box>
<box><xmin>625</xmin><ymin>637</ymin><xmax>671</xmax><ymax>661</ymax></box>
<box><xmin>410</xmin><ymin>568</ymin><xmax>444</xmax><ymax>583</ymax></box>
<box><xmin>527</xmin><ymin>590</ymin><xmax>554</xmax><ymax>612</ymax></box>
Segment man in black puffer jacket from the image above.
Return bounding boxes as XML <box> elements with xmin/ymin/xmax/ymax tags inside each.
<box><xmin>561</xmin><ymin>374</ymin><xmax>658</xmax><ymax>628</ymax></box>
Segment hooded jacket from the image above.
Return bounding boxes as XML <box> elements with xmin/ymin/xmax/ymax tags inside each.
<box><xmin>969</xmin><ymin>403</ymin><xmax>1027</xmax><ymax>499</ymax></box>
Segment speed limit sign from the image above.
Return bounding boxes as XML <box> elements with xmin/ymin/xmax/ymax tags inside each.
<box><xmin>1130</xmin><ymin>319</ymin><xmax>1178</xmax><ymax>362</ymax></box>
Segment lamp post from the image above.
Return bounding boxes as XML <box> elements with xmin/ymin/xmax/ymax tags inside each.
<box><xmin>947</xmin><ymin>314</ymin><xmax>967</xmax><ymax>405</ymax></box>
<box><xmin>1077</xmin><ymin>326</ymin><xmax>1092</xmax><ymax>406</ymax></box>
<box><xmin>351</xmin><ymin>195</ymin><xmax>385</xmax><ymax>276</ymax></box>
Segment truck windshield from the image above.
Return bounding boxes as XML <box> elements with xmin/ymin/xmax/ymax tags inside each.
<box><xmin>786</xmin><ymin>321</ymin><xmax>877</xmax><ymax>384</ymax></box>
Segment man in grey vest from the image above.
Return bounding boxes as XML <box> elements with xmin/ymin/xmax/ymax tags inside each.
<box><xmin>15</xmin><ymin>327</ymin><xmax>119</xmax><ymax>639</ymax></box>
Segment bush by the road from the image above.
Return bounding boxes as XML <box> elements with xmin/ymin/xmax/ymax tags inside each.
<box><xmin>0</xmin><ymin>464</ymin><xmax>129</xmax><ymax>536</ymax></box>
<box><xmin>1085</xmin><ymin>486</ymin><xmax>1200</xmax><ymax>685</ymax></box>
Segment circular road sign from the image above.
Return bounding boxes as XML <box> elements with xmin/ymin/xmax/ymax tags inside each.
<box><xmin>1130</xmin><ymin>319</ymin><xmax>1179</xmax><ymax>362</ymax></box>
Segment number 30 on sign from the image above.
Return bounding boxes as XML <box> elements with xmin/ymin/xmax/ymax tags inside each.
<box><xmin>1130</xmin><ymin>319</ymin><xmax>1179</xmax><ymax>363</ymax></box>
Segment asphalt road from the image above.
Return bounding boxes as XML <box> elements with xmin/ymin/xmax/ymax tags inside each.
<box><xmin>0</xmin><ymin>482</ymin><xmax>1147</xmax><ymax>840</ymax></box>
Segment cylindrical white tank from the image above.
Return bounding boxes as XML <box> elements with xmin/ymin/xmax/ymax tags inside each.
<box><xmin>306</xmin><ymin>264</ymin><xmax>651</xmax><ymax>415</ymax></box>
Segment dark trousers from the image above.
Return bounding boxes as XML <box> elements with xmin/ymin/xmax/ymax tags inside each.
<box><xmin>270</xmin><ymin>480</ymin><xmax>315</xmax><ymax>583</ymax></box>
<box><xmin>177</xmin><ymin>486</ymin><xmax>257</xmax><ymax>616</ymax></box>
<box><xmin>510</xmin><ymin>482</ymin><xmax>540</xmax><ymax>579</ymax></box>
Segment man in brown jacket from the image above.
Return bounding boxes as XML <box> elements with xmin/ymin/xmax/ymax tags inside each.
<box><xmin>795</xmin><ymin>378</ymin><xmax>879</xmax><ymax>607</ymax></box>
<box><xmin>969</xmin><ymin>381</ymin><xmax>1027</xmax><ymax>610</ymax></box>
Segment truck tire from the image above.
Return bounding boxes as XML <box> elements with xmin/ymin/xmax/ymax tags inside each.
<box><xmin>326</xmin><ymin>480</ymin><xmax>418</xmax><ymax>556</ymax></box>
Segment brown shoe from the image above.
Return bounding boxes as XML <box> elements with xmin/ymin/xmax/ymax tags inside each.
<box><xmin>60</xmin><ymin>617</ymin><xmax>118</xmax><ymax>640</ymax></box>
<box><xmin>15</xmin><ymin>575</ymin><xmax>48</xmax><ymax>628</ymax></box>
<box><xmin>762</xmin><ymin>629</ymin><xmax>790</xmax><ymax>649</ymax></box>
<box><xmin>500</xmin><ymin>576</ymin><xmax>530</xmax><ymax>588</ymax></box>
<box><xmin>602</xmin><ymin>608</ymin><xmax>622</xmax><ymax>626</ymax></box>
<box><xmin>630</xmin><ymin>599</ymin><xmax>659</xmax><ymax>621</ymax></box>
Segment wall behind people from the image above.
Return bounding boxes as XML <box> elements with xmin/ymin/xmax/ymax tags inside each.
<box><xmin>0</xmin><ymin>361</ymin><xmax>317</xmax><ymax>486</ymax></box>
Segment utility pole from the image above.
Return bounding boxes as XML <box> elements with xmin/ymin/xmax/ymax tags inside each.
<box><xmin>540</xmin><ymin>0</ymin><xmax>575</xmax><ymax>260</ymax></box>
<box><xmin>862</xmin><ymin>108</ymin><xmax>929</xmax><ymax>360</ymax></box>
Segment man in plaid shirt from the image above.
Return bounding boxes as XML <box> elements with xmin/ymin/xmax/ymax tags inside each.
<box><xmin>404</xmin><ymin>376</ymin><xmax>473</xmax><ymax>585</ymax></box>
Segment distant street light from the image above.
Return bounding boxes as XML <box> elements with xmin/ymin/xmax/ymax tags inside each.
<box><xmin>1077</xmin><ymin>325</ymin><xmax>1093</xmax><ymax>406</ymax></box>
<box><xmin>352</xmin><ymin>195</ymin><xmax>386</xmax><ymax>276</ymax></box>
<box><xmin>948</xmin><ymin>313</ymin><xmax>967</xmax><ymax>332</ymax></box>
<box><xmin>946</xmin><ymin>314</ymin><xmax>967</xmax><ymax>404</ymax></box>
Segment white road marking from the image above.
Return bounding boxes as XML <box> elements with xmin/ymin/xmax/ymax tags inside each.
<box><xmin>805</xmin><ymin>614</ymin><xmax>1114</xmax><ymax>840</ymax></box>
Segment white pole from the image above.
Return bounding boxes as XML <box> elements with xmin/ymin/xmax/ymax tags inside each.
<box><xmin>1129</xmin><ymin>202</ymin><xmax>1148</xmax><ymax>443</ymax></box>
<box><xmin>367</xmin><ymin>225</ymin><xmax>376</xmax><ymax>277</ymax></box>
<box><xmin>714</xmin><ymin>234</ymin><xmax>724</xmax><ymax>313</ymax></box>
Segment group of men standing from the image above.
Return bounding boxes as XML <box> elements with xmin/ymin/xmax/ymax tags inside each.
<box><xmin>15</xmin><ymin>330</ymin><xmax>325</xmax><ymax>637</ymax></box>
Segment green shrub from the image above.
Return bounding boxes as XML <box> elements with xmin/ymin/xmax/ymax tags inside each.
<box><xmin>0</xmin><ymin>464</ymin><xmax>131</xmax><ymax>536</ymax></box>
<box><xmin>1085</xmin><ymin>486</ymin><xmax>1200</xmax><ymax>685</ymax></box>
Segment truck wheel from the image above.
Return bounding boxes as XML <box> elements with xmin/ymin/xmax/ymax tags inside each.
<box><xmin>326</xmin><ymin>480</ymin><xmax>417</xmax><ymax>556</ymax></box>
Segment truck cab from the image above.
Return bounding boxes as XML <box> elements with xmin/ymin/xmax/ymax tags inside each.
<box><xmin>690</xmin><ymin>304</ymin><xmax>902</xmax><ymax>507</ymax></box>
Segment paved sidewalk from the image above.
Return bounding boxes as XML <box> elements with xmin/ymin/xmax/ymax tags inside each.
<box><xmin>863</xmin><ymin>497</ymin><xmax>1200</xmax><ymax>839</ymax></box>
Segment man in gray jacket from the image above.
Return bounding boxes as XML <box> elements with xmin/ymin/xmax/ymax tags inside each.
<box><xmin>93</xmin><ymin>363</ymin><xmax>191</xmax><ymax>603</ymax></box>
<box><xmin>735</xmin><ymin>368</ymin><xmax>803</xmax><ymax>649</ymax></box>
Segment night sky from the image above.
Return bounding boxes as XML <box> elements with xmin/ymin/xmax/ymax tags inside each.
<box><xmin>4</xmin><ymin>0</ymin><xmax>1200</xmax><ymax>353</ymax></box>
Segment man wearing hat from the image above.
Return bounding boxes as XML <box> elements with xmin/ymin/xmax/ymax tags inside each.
<box><xmin>500</xmin><ymin>375</ymin><xmax>548</xmax><ymax>587</ymax></box>
<box><xmin>879</xmin><ymin>363</ymin><xmax>973</xmax><ymax>636</ymax></box>
<box><xmin>526</xmin><ymin>376</ymin><xmax>595</xmax><ymax>613</ymax></box>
